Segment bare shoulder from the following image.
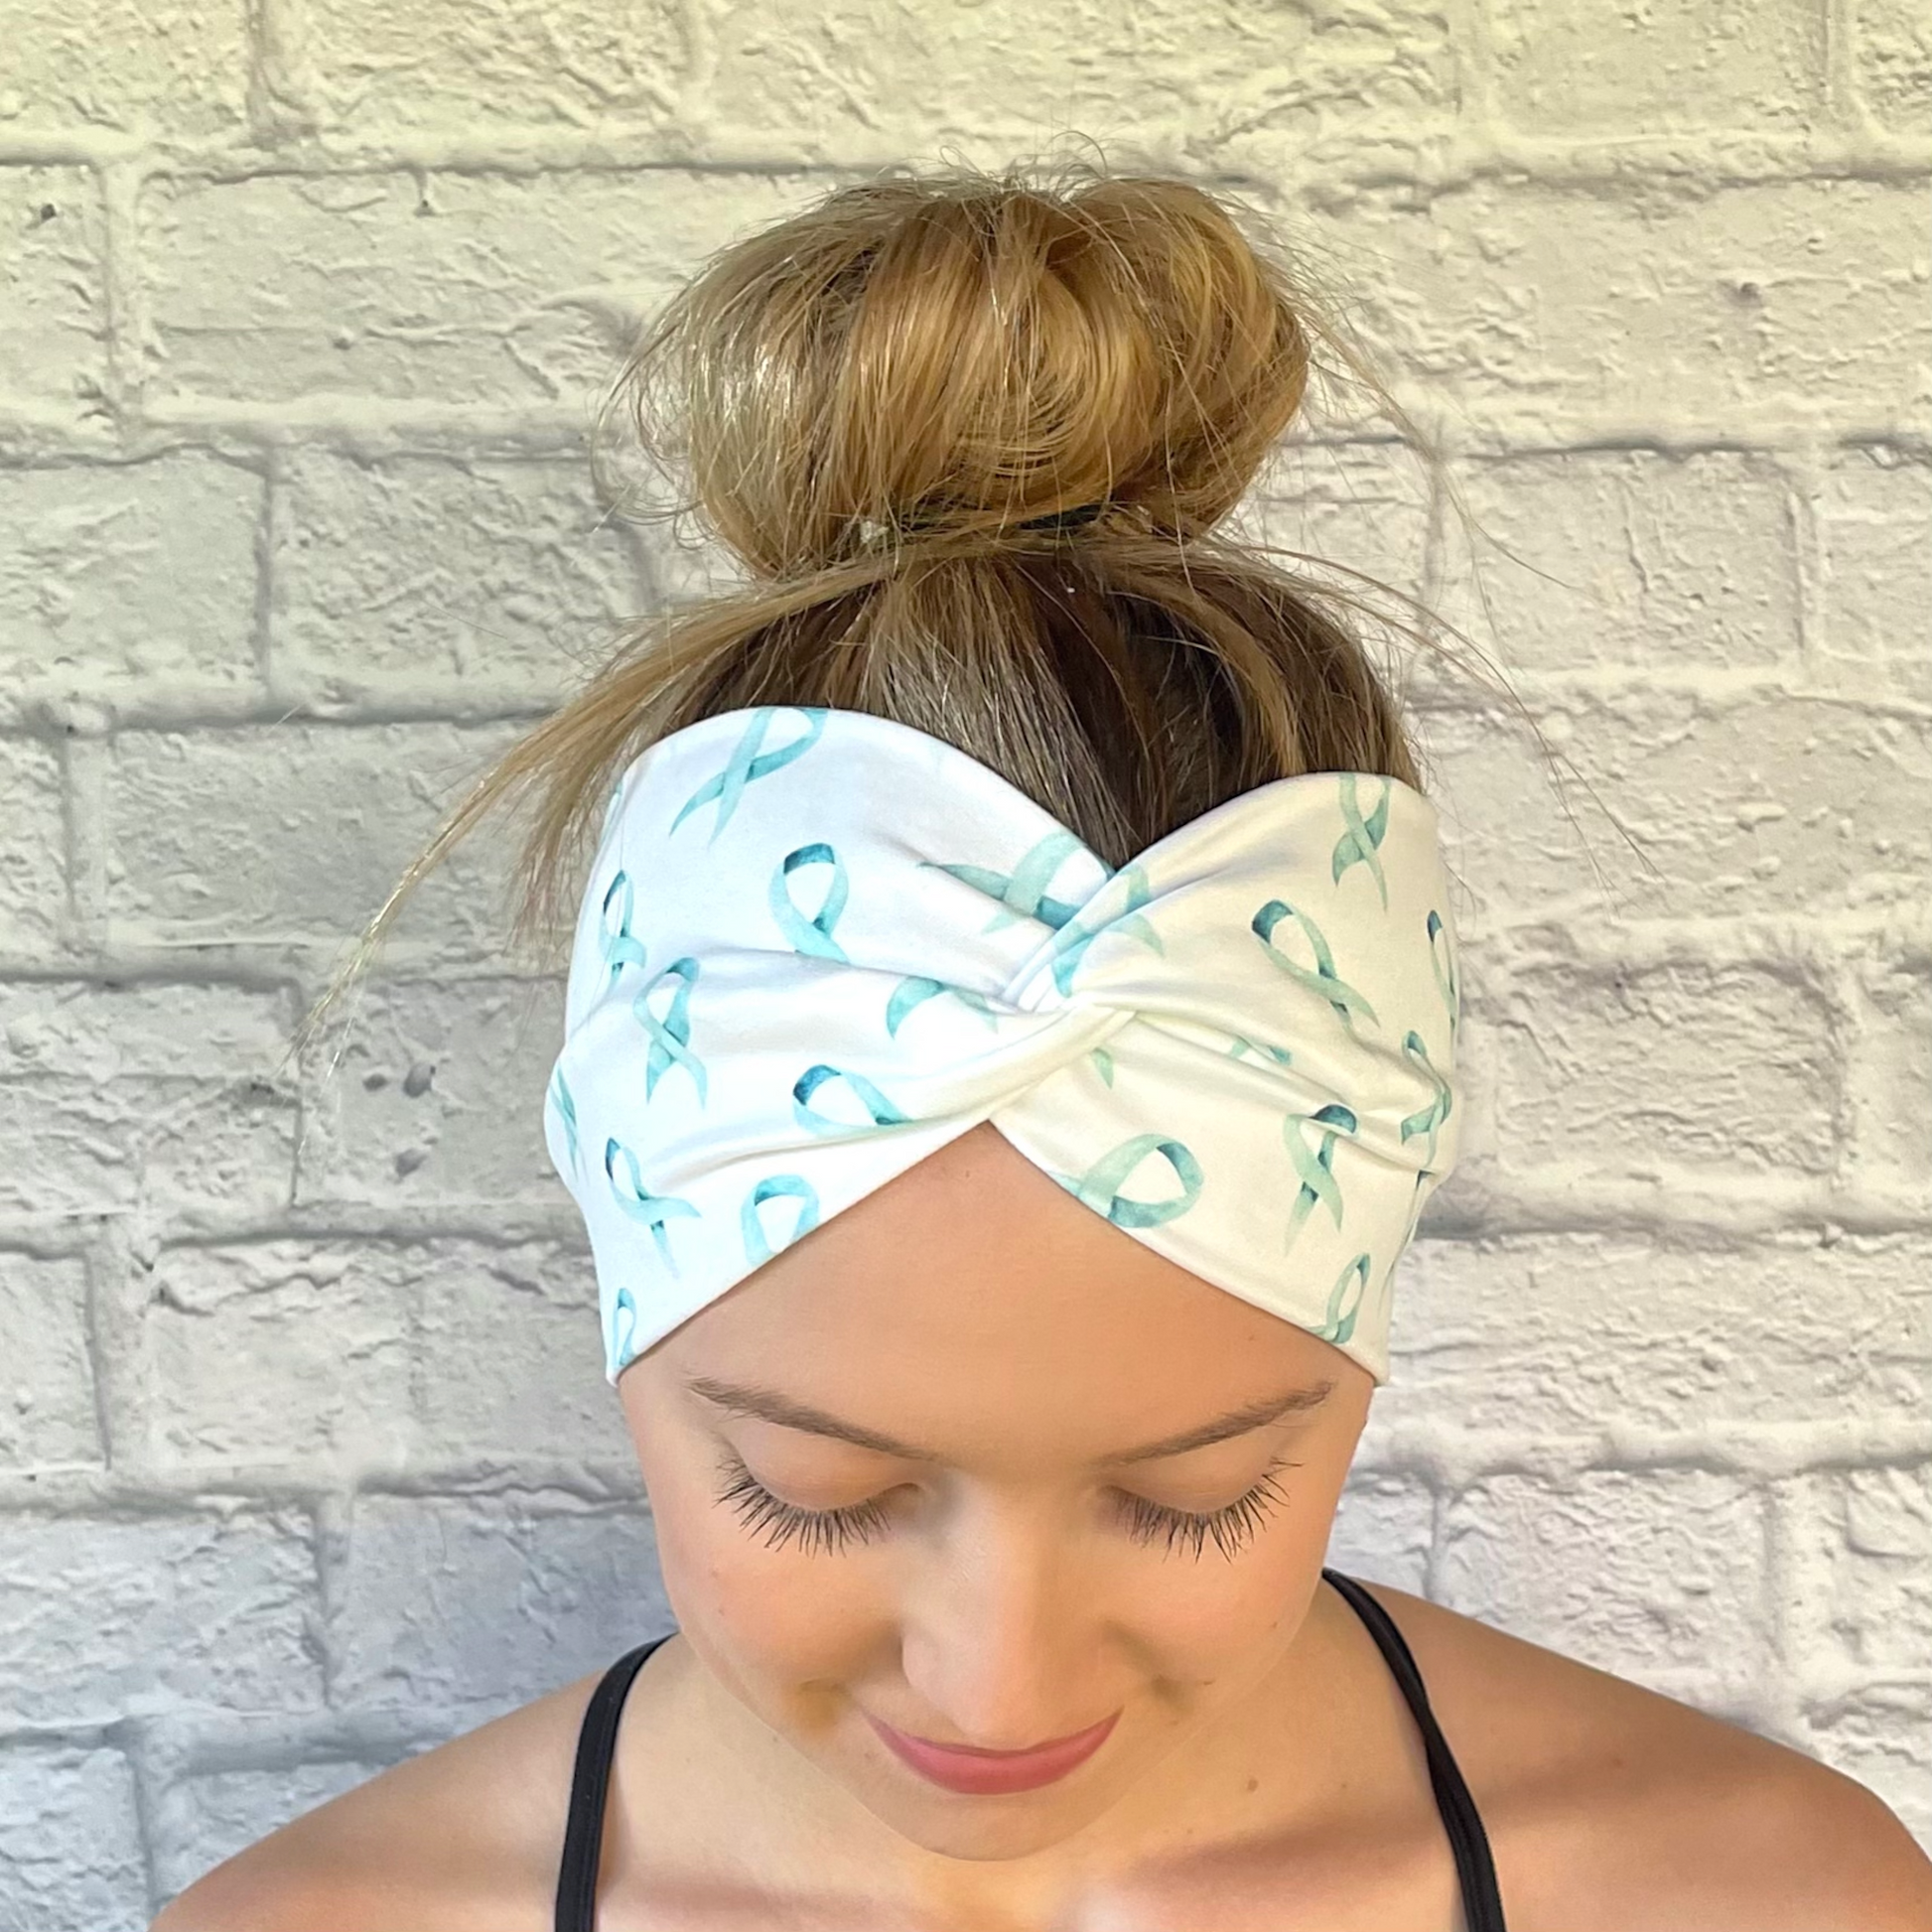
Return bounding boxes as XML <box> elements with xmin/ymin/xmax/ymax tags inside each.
<box><xmin>148</xmin><ymin>1666</ymin><xmax>604</xmax><ymax>1932</ymax></box>
<box><xmin>1357</xmin><ymin>1579</ymin><xmax>1932</xmax><ymax>1932</ymax></box>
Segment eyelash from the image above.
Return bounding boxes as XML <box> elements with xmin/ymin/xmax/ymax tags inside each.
<box><xmin>712</xmin><ymin>1449</ymin><xmax>1298</xmax><ymax>1562</ymax></box>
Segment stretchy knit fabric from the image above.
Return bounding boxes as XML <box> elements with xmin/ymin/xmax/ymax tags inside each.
<box><xmin>545</xmin><ymin>706</ymin><xmax>1466</xmax><ymax>1392</ymax></box>
<box><xmin>552</xmin><ymin>1568</ymin><xmax>1507</xmax><ymax>1931</ymax></box>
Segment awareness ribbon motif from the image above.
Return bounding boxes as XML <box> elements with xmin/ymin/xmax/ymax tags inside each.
<box><xmin>545</xmin><ymin>706</ymin><xmax>1465</xmax><ymax>1385</ymax></box>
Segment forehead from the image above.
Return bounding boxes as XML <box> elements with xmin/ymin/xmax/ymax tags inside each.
<box><xmin>645</xmin><ymin>1123</ymin><xmax>1353</xmax><ymax>1455</ymax></box>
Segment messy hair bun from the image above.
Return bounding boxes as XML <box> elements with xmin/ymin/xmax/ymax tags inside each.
<box><xmin>651</xmin><ymin>169</ymin><xmax>1312</xmax><ymax>573</ymax></box>
<box><xmin>300</xmin><ymin>157</ymin><xmax>1502</xmax><ymax>1049</ymax></box>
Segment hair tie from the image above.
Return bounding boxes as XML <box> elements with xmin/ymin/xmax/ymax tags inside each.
<box><xmin>855</xmin><ymin>500</ymin><xmax>1113</xmax><ymax>547</ymax></box>
<box><xmin>1012</xmin><ymin>499</ymin><xmax>1111</xmax><ymax>534</ymax></box>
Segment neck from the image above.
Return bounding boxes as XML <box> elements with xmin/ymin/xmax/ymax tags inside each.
<box><xmin>624</xmin><ymin>1582</ymin><xmax>1406</xmax><ymax>1928</ymax></box>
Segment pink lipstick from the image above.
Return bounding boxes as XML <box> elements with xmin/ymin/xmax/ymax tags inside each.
<box><xmin>865</xmin><ymin>1709</ymin><xmax>1120</xmax><ymax>1795</ymax></box>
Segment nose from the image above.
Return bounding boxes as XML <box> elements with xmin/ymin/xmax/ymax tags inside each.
<box><xmin>896</xmin><ymin>1496</ymin><xmax>1111</xmax><ymax>1749</ymax></box>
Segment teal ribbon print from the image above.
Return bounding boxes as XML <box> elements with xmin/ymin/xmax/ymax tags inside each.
<box><xmin>885</xmin><ymin>976</ymin><xmax>1001</xmax><ymax>1037</ymax></box>
<box><xmin>768</xmin><ymin>842</ymin><xmax>850</xmax><ymax>962</ymax></box>
<box><xmin>563</xmin><ymin>716</ymin><xmax>1460</xmax><ymax>1388</ymax></box>
<box><xmin>1045</xmin><ymin>862</ymin><xmax>1165</xmax><ymax>996</ymax></box>
<box><xmin>1331</xmin><ymin>774</ymin><xmax>1392</xmax><ymax>909</ymax></box>
<box><xmin>1226</xmin><ymin>1035</ymin><xmax>1295</xmax><ymax>1069</ymax></box>
<box><xmin>1281</xmin><ymin>1102</ymin><xmax>1356</xmax><ymax>1252</ymax></box>
<box><xmin>792</xmin><ymin>1064</ymin><xmax>912</xmax><ymax>1137</ymax></box>
<box><xmin>1398</xmin><ymin>1032</ymin><xmax>1453</xmax><ymax>1171</ymax></box>
<box><xmin>608</xmin><ymin>1284</ymin><xmax>640</xmax><ymax>1373</ymax></box>
<box><xmin>742</xmin><ymin>1174</ymin><xmax>821</xmax><ymax>1264</ymax></box>
<box><xmin>548</xmin><ymin>1066</ymin><xmax>582</xmax><ymax>1178</ymax></box>
<box><xmin>1051</xmin><ymin>1133</ymin><xmax>1204</xmax><ymax>1230</ymax></box>
<box><xmin>1315</xmin><ymin>1253</ymin><xmax>1373</xmax><ymax>1346</ymax></box>
<box><xmin>918</xmin><ymin>830</ymin><xmax>1096</xmax><ymax>934</ymax></box>
<box><xmin>601</xmin><ymin>871</ymin><xmax>648</xmax><ymax>988</ymax></box>
<box><xmin>671</xmin><ymin>706</ymin><xmax>828</xmax><ymax>843</ymax></box>
<box><xmin>1428</xmin><ymin>907</ymin><xmax>1460</xmax><ymax>1043</ymax></box>
<box><xmin>631</xmin><ymin>956</ymin><xmax>707</xmax><ymax>1106</ymax></box>
<box><xmin>1252</xmin><ymin>898</ymin><xmax>1379</xmax><ymax>1035</ymax></box>
<box><xmin>604</xmin><ymin>1137</ymin><xmax>701</xmax><ymax>1277</ymax></box>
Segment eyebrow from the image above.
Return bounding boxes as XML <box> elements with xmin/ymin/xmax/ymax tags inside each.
<box><xmin>683</xmin><ymin>1375</ymin><xmax>1335</xmax><ymax>1465</ymax></box>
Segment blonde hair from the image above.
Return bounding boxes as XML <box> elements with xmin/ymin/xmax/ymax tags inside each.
<box><xmin>295</xmin><ymin>156</ymin><xmax>1541</xmax><ymax>1062</ymax></box>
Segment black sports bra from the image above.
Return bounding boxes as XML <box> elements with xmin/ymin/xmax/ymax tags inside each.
<box><xmin>554</xmin><ymin>1566</ymin><xmax>1507</xmax><ymax>1930</ymax></box>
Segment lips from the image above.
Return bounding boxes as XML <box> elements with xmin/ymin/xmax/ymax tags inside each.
<box><xmin>865</xmin><ymin>1708</ymin><xmax>1121</xmax><ymax>1795</ymax></box>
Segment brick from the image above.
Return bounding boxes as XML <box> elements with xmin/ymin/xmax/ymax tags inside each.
<box><xmin>1336</xmin><ymin>178</ymin><xmax>1928</xmax><ymax>434</ymax></box>
<box><xmin>1847</xmin><ymin>944</ymin><xmax>1932</xmax><ymax>1192</ymax></box>
<box><xmin>1788</xmin><ymin>1463</ymin><xmax>1932</xmax><ymax>1676</ymax></box>
<box><xmin>0</xmin><ymin>981</ymin><xmax>297</xmax><ymax>1221</ymax></box>
<box><xmin>305</xmin><ymin>0</ymin><xmax>684</xmax><ymax>130</ymax></box>
<box><xmin>0</xmin><ymin>1510</ymin><xmax>321</xmax><ymax>1725</ymax></box>
<box><xmin>0</xmin><ymin>1746</ymin><xmax>148</xmax><ymax>1932</ymax></box>
<box><xmin>0</xmin><ymin>1252</ymin><xmax>100</xmax><ymax>1469</ymax></box>
<box><xmin>139</xmin><ymin>170</ymin><xmax>805</xmax><ymax>409</ymax></box>
<box><xmin>414</xmin><ymin>1240</ymin><xmax>631</xmax><ymax>1463</ymax></box>
<box><xmin>297</xmin><ymin>973</ymin><xmax>566</xmax><ymax>1207</ymax></box>
<box><xmin>1250</xmin><ymin>440</ymin><xmax>1433</xmax><ymax>610</ymax></box>
<box><xmin>686</xmin><ymin>1</ymin><xmax>1452</xmax><ymax>165</ymax></box>
<box><xmin>0</xmin><ymin>0</ymin><xmax>1918</xmax><ymax>1916</ymax></box>
<box><xmin>0</xmin><ymin>456</ymin><xmax>263</xmax><ymax>705</ymax></box>
<box><xmin>299</xmin><ymin>0</ymin><xmax>1452</xmax><ymax>146</ymax></box>
<box><xmin>140</xmin><ymin>1240</ymin><xmax>414</xmax><ymax>1468</ymax></box>
<box><xmin>1439</xmin><ymin>1469</ymin><xmax>1770</xmax><ymax>1691</ymax></box>
<box><xmin>0</xmin><ymin>720</ymin><xmax>68</xmax><ymax>957</ymax></box>
<box><xmin>1491</xmin><ymin>0</ymin><xmax>1827</xmax><ymax>133</ymax></box>
<box><xmin>1384</xmin><ymin>1232</ymin><xmax>1932</xmax><ymax>1437</ymax></box>
<box><xmin>151</xmin><ymin>1756</ymin><xmax>392</xmax><ymax>1901</ymax></box>
<box><xmin>1808</xmin><ymin>449</ymin><xmax>1932</xmax><ymax>703</ymax></box>
<box><xmin>1490</xmin><ymin>954</ymin><xmax>1836</xmax><ymax>1180</ymax></box>
<box><xmin>271</xmin><ymin>453</ymin><xmax>643</xmax><ymax>706</ymax></box>
<box><xmin>1325</xmin><ymin>1471</ymin><xmax>1434</xmax><ymax>1593</ymax></box>
<box><xmin>1439</xmin><ymin>450</ymin><xmax>1800</xmax><ymax>673</ymax></box>
<box><xmin>1798</xmin><ymin>1685</ymin><xmax>1932</xmax><ymax>1847</ymax></box>
<box><xmin>1422</xmin><ymin>691</ymin><xmax>1932</xmax><ymax>926</ymax></box>
<box><xmin>0</xmin><ymin>169</ymin><xmax>107</xmax><ymax>411</ymax></box>
<box><xmin>105</xmin><ymin>721</ymin><xmax>526</xmax><ymax>956</ymax></box>
<box><xmin>331</xmin><ymin>1494</ymin><xmax>668</xmax><ymax>1711</ymax></box>
<box><xmin>141</xmin><ymin>1234</ymin><xmax>631</xmax><ymax>1471</ymax></box>
<box><xmin>1855</xmin><ymin>0</ymin><xmax>1932</xmax><ymax>134</ymax></box>
<box><xmin>0</xmin><ymin>0</ymin><xmax>248</xmax><ymax>136</ymax></box>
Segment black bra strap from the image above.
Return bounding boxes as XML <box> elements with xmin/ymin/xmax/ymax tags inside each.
<box><xmin>553</xmin><ymin>1635</ymin><xmax>671</xmax><ymax>1932</ymax></box>
<box><xmin>1322</xmin><ymin>1569</ymin><xmax>1507</xmax><ymax>1932</ymax></box>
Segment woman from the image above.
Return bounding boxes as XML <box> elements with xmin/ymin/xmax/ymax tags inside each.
<box><xmin>155</xmin><ymin>163</ymin><xmax>1932</xmax><ymax>1932</ymax></box>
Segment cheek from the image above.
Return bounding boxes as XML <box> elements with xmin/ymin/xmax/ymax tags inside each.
<box><xmin>1129</xmin><ymin>1441</ymin><xmax>1355</xmax><ymax>1667</ymax></box>
<box><xmin>1132</xmin><ymin>1506</ymin><xmax>1331</xmax><ymax>1673</ymax></box>
<box><xmin>645</xmin><ymin>1446</ymin><xmax>890</xmax><ymax>1689</ymax></box>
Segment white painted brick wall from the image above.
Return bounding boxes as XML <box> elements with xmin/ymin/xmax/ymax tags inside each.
<box><xmin>0</xmin><ymin>4</ymin><xmax>1927</xmax><ymax>1924</ymax></box>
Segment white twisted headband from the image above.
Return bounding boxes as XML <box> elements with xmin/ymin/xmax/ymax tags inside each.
<box><xmin>545</xmin><ymin>706</ymin><xmax>1464</xmax><ymax>1387</ymax></box>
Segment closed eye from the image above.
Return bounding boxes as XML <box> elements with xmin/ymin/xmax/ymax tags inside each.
<box><xmin>710</xmin><ymin>1448</ymin><xmax>1298</xmax><ymax>1562</ymax></box>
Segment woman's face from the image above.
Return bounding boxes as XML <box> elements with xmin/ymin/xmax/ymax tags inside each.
<box><xmin>619</xmin><ymin>1122</ymin><xmax>1373</xmax><ymax>1865</ymax></box>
